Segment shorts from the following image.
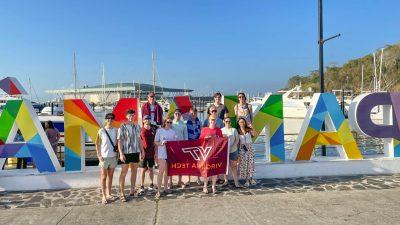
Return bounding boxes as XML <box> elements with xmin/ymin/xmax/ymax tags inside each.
<box><xmin>99</xmin><ymin>157</ymin><xmax>117</xmax><ymax>169</ymax></box>
<box><xmin>229</xmin><ymin>151</ymin><xmax>239</xmax><ymax>161</ymax></box>
<box><xmin>139</xmin><ymin>158</ymin><xmax>155</xmax><ymax>169</ymax></box>
<box><xmin>123</xmin><ymin>153</ymin><xmax>140</xmax><ymax>164</ymax></box>
<box><xmin>157</xmin><ymin>148</ymin><xmax>167</xmax><ymax>160</ymax></box>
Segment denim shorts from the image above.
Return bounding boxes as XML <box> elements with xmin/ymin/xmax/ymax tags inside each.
<box><xmin>229</xmin><ymin>151</ymin><xmax>239</xmax><ymax>161</ymax></box>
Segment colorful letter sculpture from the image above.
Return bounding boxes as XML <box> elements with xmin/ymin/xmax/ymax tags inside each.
<box><xmin>224</xmin><ymin>94</ymin><xmax>285</xmax><ymax>162</ymax></box>
<box><xmin>112</xmin><ymin>98</ymin><xmax>139</xmax><ymax>128</ymax></box>
<box><xmin>252</xmin><ymin>94</ymin><xmax>285</xmax><ymax>162</ymax></box>
<box><xmin>167</xmin><ymin>96</ymin><xmax>193</xmax><ymax>120</ymax></box>
<box><xmin>291</xmin><ymin>93</ymin><xmax>362</xmax><ymax>161</ymax></box>
<box><xmin>0</xmin><ymin>77</ymin><xmax>27</xmax><ymax>95</ymax></box>
<box><xmin>223</xmin><ymin>95</ymin><xmax>239</xmax><ymax>127</ymax></box>
<box><xmin>0</xmin><ymin>99</ymin><xmax>61</xmax><ymax>172</ymax></box>
<box><xmin>349</xmin><ymin>92</ymin><xmax>400</xmax><ymax>157</ymax></box>
<box><xmin>64</xmin><ymin>99</ymin><xmax>101</xmax><ymax>172</ymax></box>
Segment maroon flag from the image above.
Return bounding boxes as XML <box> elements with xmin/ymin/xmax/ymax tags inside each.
<box><xmin>166</xmin><ymin>137</ymin><xmax>229</xmax><ymax>177</ymax></box>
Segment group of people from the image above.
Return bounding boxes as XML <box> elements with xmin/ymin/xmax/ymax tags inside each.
<box><xmin>95</xmin><ymin>92</ymin><xmax>257</xmax><ymax>204</ymax></box>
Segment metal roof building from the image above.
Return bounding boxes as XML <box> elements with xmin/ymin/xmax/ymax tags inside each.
<box><xmin>46</xmin><ymin>82</ymin><xmax>193</xmax><ymax>104</ymax></box>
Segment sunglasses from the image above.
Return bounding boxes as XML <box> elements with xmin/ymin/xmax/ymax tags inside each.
<box><xmin>225</xmin><ymin>120</ymin><xmax>231</xmax><ymax>123</ymax></box>
<box><xmin>211</xmin><ymin>110</ymin><xmax>217</xmax><ymax>113</ymax></box>
<box><xmin>148</xmin><ymin>96</ymin><xmax>155</xmax><ymax>98</ymax></box>
<box><xmin>166</xmin><ymin>121</ymin><xmax>172</xmax><ymax>124</ymax></box>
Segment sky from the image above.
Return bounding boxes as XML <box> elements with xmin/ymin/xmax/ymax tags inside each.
<box><xmin>0</xmin><ymin>0</ymin><xmax>399</xmax><ymax>101</ymax></box>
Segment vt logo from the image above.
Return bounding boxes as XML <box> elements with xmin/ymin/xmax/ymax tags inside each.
<box><xmin>182</xmin><ymin>146</ymin><xmax>212</xmax><ymax>161</ymax></box>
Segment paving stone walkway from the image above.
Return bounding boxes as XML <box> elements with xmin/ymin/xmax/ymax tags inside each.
<box><xmin>2</xmin><ymin>174</ymin><xmax>400</xmax><ymax>210</ymax></box>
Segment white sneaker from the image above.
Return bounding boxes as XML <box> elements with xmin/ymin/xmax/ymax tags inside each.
<box><xmin>148</xmin><ymin>184</ymin><xmax>154</xmax><ymax>191</ymax></box>
<box><xmin>139</xmin><ymin>186</ymin><xmax>145</xmax><ymax>194</ymax></box>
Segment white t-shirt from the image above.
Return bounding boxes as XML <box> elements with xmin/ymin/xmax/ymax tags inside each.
<box><xmin>221</xmin><ymin>127</ymin><xmax>239</xmax><ymax>153</ymax></box>
<box><xmin>155</xmin><ymin>128</ymin><xmax>176</xmax><ymax>159</ymax></box>
<box><xmin>98</xmin><ymin>127</ymin><xmax>117</xmax><ymax>158</ymax></box>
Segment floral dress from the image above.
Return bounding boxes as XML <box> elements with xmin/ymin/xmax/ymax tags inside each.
<box><xmin>238</xmin><ymin>132</ymin><xmax>255</xmax><ymax>179</ymax></box>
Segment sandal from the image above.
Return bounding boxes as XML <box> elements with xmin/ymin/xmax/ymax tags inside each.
<box><xmin>202</xmin><ymin>188</ymin><xmax>209</xmax><ymax>194</ymax></box>
<box><xmin>120</xmin><ymin>195</ymin><xmax>127</xmax><ymax>202</ymax></box>
<box><xmin>106</xmin><ymin>195</ymin><xmax>117</xmax><ymax>201</ymax></box>
<box><xmin>129</xmin><ymin>190</ymin><xmax>137</xmax><ymax>197</ymax></box>
<box><xmin>234</xmin><ymin>184</ymin><xmax>243</xmax><ymax>189</ymax></box>
<box><xmin>222</xmin><ymin>180</ymin><xmax>228</xmax><ymax>187</ymax></box>
<box><xmin>101</xmin><ymin>198</ymin><xmax>108</xmax><ymax>205</ymax></box>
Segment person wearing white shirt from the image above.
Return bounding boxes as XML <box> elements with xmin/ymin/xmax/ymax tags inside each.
<box><xmin>171</xmin><ymin>109</ymin><xmax>189</xmax><ymax>188</ymax></box>
<box><xmin>96</xmin><ymin>113</ymin><xmax>118</xmax><ymax>205</ymax></box>
<box><xmin>154</xmin><ymin>118</ymin><xmax>177</xmax><ymax>198</ymax></box>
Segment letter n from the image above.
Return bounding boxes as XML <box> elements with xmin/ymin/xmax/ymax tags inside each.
<box><xmin>291</xmin><ymin>93</ymin><xmax>362</xmax><ymax>161</ymax></box>
<box><xmin>64</xmin><ymin>99</ymin><xmax>101</xmax><ymax>171</ymax></box>
<box><xmin>0</xmin><ymin>99</ymin><xmax>61</xmax><ymax>172</ymax></box>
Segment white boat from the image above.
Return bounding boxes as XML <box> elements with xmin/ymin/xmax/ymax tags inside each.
<box><xmin>40</xmin><ymin>105</ymin><xmax>64</xmax><ymax>116</ymax></box>
<box><xmin>281</xmin><ymin>86</ymin><xmax>312</xmax><ymax>118</ymax></box>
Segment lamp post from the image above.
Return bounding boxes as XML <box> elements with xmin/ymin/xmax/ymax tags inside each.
<box><xmin>318</xmin><ymin>0</ymin><xmax>340</xmax><ymax>156</ymax></box>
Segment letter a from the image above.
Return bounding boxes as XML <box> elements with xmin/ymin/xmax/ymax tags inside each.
<box><xmin>291</xmin><ymin>93</ymin><xmax>362</xmax><ymax>161</ymax></box>
<box><xmin>0</xmin><ymin>99</ymin><xmax>61</xmax><ymax>172</ymax></box>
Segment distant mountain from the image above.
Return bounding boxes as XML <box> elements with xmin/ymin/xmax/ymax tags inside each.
<box><xmin>286</xmin><ymin>43</ymin><xmax>400</xmax><ymax>93</ymax></box>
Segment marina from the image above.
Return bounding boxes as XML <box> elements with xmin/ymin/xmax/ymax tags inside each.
<box><xmin>0</xmin><ymin>1</ymin><xmax>399</xmax><ymax>224</ymax></box>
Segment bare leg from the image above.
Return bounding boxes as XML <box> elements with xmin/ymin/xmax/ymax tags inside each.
<box><xmin>149</xmin><ymin>168</ymin><xmax>154</xmax><ymax>184</ymax></box>
<box><xmin>230</xmin><ymin>160</ymin><xmax>240</xmax><ymax>186</ymax></box>
<box><xmin>100</xmin><ymin>168</ymin><xmax>108</xmax><ymax>201</ymax></box>
<box><xmin>211</xmin><ymin>175</ymin><xmax>217</xmax><ymax>193</ymax></box>
<box><xmin>164</xmin><ymin>164</ymin><xmax>169</xmax><ymax>191</ymax></box>
<box><xmin>119</xmin><ymin>164</ymin><xmax>129</xmax><ymax>196</ymax></box>
<box><xmin>129</xmin><ymin>163</ymin><xmax>139</xmax><ymax>194</ymax></box>
<box><xmin>203</xmin><ymin>177</ymin><xmax>208</xmax><ymax>193</ymax></box>
<box><xmin>141</xmin><ymin>167</ymin><xmax>147</xmax><ymax>187</ymax></box>
<box><xmin>157</xmin><ymin>159</ymin><xmax>166</xmax><ymax>195</ymax></box>
<box><xmin>106</xmin><ymin>168</ymin><xmax>115</xmax><ymax>198</ymax></box>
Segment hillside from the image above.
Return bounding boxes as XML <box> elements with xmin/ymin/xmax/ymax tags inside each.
<box><xmin>286</xmin><ymin>43</ymin><xmax>400</xmax><ymax>93</ymax></box>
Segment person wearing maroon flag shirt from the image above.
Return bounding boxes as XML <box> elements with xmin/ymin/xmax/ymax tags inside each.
<box><xmin>139</xmin><ymin>115</ymin><xmax>156</xmax><ymax>194</ymax></box>
<box><xmin>141</xmin><ymin>92</ymin><xmax>163</xmax><ymax>127</ymax></box>
<box><xmin>200</xmin><ymin>115</ymin><xmax>222</xmax><ymax>194</ymax></box>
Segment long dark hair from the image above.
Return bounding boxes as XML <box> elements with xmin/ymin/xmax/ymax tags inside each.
<box><xmin>45</xmin><ymin>121</ymin><xmax>54</xmax><ymax>129</ymax></box>
<box><xmin>236</xmin><ymin>117</ymin><xmax>251</xmax><ymax>135</ymax></box>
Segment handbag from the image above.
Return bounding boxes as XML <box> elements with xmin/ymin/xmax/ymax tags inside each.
<box><xmin>103</xmin><ymin>128</ymin><xmax>118</xmax><ymax>152</ymax></box>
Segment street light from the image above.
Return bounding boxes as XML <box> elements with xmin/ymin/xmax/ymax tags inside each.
<box><xmin>318</xmin><ymin>0</ymin><xmax>340</xmax><ymax>156</ymax></box>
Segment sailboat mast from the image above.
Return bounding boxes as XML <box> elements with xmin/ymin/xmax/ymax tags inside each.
<box><xmin>102</xmin><ymin>63</ymin><xmax>106</xmax><ymax>104</ymax></box>
<box><xmin>152</xmin><ymin>52</ymin><xmax>156</xmax><ymax>94</ymax></box>
<box><xmin>28</xmin><ymin>77</ymin><xmax>32</xmax><ymax>102</ymax></box>
<box><xmin>378</xmin><ymin>48</ymin><xmax>384</xmax><ymax>92</ymax></box>
<box><xmin>373</xmin><ymin>52</ymin><xmax>377</xmax><ymax>92</ymax></box>
<box><xmin>73</xmin><ymin>52</ymin><xmax>78</xmax><ymax>98</ymax></box>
